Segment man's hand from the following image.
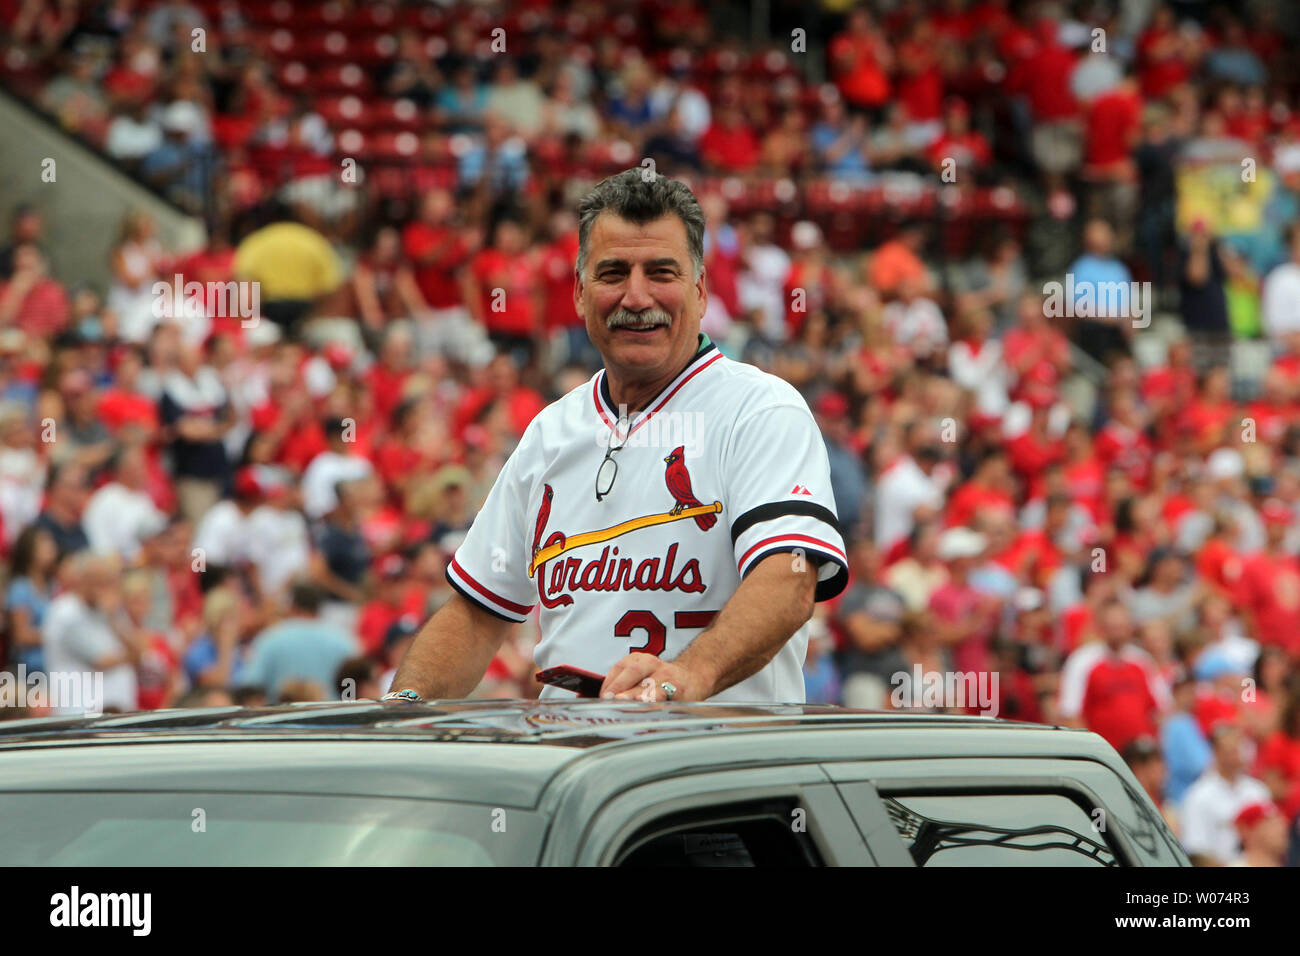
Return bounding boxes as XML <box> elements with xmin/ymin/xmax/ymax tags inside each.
<box><xmin>600</xmin><ymin>652</ymin><xmax>713</xmax><ymax>702</ymax></box>
<box><xmin>599</xmin><ymin>552</ymin><xmax>819</xmax><ymax>702</ymax></box>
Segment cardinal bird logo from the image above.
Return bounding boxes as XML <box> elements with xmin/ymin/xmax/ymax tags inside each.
<box><xmin>532</xmin><ymin>484</ymin><xmax>554</xmax><ymax>559</ymax></box>
<box><xmin>663</xmin><ymin>446</ymin><xmax>717</xmax><ymax>531</ymax></box>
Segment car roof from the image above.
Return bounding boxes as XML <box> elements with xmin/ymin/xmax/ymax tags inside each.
<box><xmin>0</xmin><ymin>699</ymin><xmax>1063</xmax><ymax>748</ymax></box>
<box><xmin>0</xmin><ymin>701</ymin><xmax>1129</xmax><ymax>809</ymax></box>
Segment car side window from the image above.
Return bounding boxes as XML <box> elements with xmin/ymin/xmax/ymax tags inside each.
<box><xmin>881</xmin><ymin>792</ymin><xmax>1116</xmax><ymax>867</ymax></box>
<box><xmin>614</xmin><ymin>798</ymin><xmax>822</xmax><ymax>867</ymax></box>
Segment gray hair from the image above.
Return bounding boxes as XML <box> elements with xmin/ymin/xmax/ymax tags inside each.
<box><xmin>575</xmin><ymin>169</ymin><xmax>706</xmax><ymax>282</ymax></box>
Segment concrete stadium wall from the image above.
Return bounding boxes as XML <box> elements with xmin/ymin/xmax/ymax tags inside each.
<box><xmin>0</xmin><ymin>89</ymin><xmax>205</xmax><ymax>292</ymax></box>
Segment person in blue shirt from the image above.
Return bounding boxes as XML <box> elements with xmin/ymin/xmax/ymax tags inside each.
<box><xmin>802</xmin><ymin>624</ymin><xmax>841</xmax><ymax>706</ymax></box>
<box><xmin>239</xmin><ymin>582</ymin><xmax>358</xmax><ymax>703</ymax></box>
<box><xmin>4</xmin><ymin>524</ymin><xmax>58</xmax><ymax>673</ymax></box>
<box><xmin>1068</xmin><ymin>219</ymin><xmax>1136</xmax><ymax>363</ymax></box>
<box><xmin>434</xmin><ymin>65</ymin><xmax>488</xmax><ymax>134</ymax></box>
<box><xmin>1161</xmin><ymin>672</ymin><xmax>1213</xmax><ymax>805</ymax></box>
<box><xmin>458</xmin><ymin>111</ymin><xmax>529</xmax><ymax>194</ymax></box>
<box><xmin>809</xmin><ymin>98</ymin><xmax>873</xmax><ymax>184</ymax></box>
<box><xmin>183</xmin><ymin>585</ymin><xmax>250</xmax><ymax>692</ymax></box>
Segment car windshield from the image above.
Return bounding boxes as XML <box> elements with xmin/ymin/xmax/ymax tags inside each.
<box><xmin>0</xmin><ymin>792</ymin><xmax>528</xmax><ymax>866</ymax></box>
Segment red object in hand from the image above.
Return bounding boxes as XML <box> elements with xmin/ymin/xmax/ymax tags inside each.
<box><xmin>535</xmin><ymin>665</ymin><xmax>606</xmax><ymax>698</ymax></box>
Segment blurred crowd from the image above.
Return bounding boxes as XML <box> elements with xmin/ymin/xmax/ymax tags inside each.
<box><xmin>3</xmin><ymin>0</ymin><xmax>1300</xmax><ymax>866</ymax></box>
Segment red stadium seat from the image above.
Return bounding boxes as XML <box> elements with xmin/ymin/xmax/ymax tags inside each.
<box><xmin>303</xmin><ymin>63</ymin><xmax>374</xmax><ymax>96</ymax></box>
<box><xmin>744</xmin><ymin>49</ymin><xmax>799</xmax><ymax>80</ymax></box>
<box><xmin>344</xmin><ymin>130</ymin><xmax>422</xmax><ymax>164</ymax></box>
<box><xmin>352</xmin><ymin>33</ymin><xmax>400</xmax><ymax>66</ymax></box>
<box><xmin>297</xmin><ymin>31</ymin><xmax>354</xmax><ymax>63</ymax></box>
<box><xmin>315</xmin><ymin>95</ymin><xmax>368</xmax><ymax>129</ymax></box>
<box><xmin>366</xmin><ymin>98</ymin><xmax>424</xmax><ymax>133</ymax></box>
<box><xmin>212</xmin><ymin>113</ymin><xmax>259</xmax><ymax>151</ymax></box>
<box><xmin>371</xmin><ymin>166</ymin><xmax>410</xmax><ymax>198</ymax></box>
<box><xmin>261</xmin><ymin>27</ymin><xmax>298</xmax><ymax>58</ymax></box>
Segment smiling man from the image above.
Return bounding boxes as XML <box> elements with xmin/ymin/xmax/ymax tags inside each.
<box><xmin>388</xmin><ymin>169</ymin><xmax>848</xmax><ymax>703</ymax></box>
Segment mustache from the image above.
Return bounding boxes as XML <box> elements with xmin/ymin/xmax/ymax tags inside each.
<box><xmin>606</xmin><ymin>308</ymin><xmax>672</xmax><ymax>330</ymax></box>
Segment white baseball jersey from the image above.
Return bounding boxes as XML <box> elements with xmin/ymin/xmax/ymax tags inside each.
<box><xmin>447</xmin><ymin>334</ymin><xmax>849</xmax><ymax>702</ymax></box>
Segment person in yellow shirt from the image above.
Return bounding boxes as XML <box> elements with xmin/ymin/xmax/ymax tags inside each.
<box><xmin>234</xmin><ymin>218</ymin><xmax>342</xmax><ymax>336</ymax></box>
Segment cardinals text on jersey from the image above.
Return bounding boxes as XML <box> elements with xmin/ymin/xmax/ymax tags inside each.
<box><xmin>445</xmin><ymin>334</ymin><xmax>849</xmax><ymax>702</ymax></box>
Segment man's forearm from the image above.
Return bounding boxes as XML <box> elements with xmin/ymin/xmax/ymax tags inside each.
<box><xmin>389</xmin><ymin>593</ymin><xmax>510</xmax><ymax>699</ymax></box>
<box><xmin>675</xmin><ymin>555</ymin><xmax>817</xmax><ymax>698</ymax></box>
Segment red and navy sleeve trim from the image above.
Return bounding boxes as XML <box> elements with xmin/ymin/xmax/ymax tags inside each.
<box><xmin>445</xmin><ymin>558</ymin><xmax>533</xmax><ymax>623</ymax></box>
<box><xmin>737</xmin><ymin>534</ymin><xmax>850</xmax><ymax>602</ymax></box>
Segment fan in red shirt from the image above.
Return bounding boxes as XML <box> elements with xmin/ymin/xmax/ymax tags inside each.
<box><xmin>996</xmin><ymin>495</ymin><xmax>1071</xmax><ymax>590</ymax></box>
<box><xmin>896</xmin><ymin>20</ymin><xmax>944</xmax><ymax>127</ymax></box>
<box><xmin>1059</xmin><ymin>422</ymin><xmax>1105</xmax><ymax>521</ymax></box>
<box><xmin>700</xmin><ymin>193</ymin><xmax>743</xmax><ymax>323</ymax></box>
<box><xmin>373</xmin><ymin>397</ymin><xmax>455</xmax><ymax>509</ymax></box>
<box><xmin>97</xmin><ymin>345</ymin><xmax>160</xmax><ymax>436</ymax></box>
<box><xmin>989</xmin><ymin>637</ymin><xmax>1044</xmax><ymax>723</ymax></box>
<box><xmin>928</xmin><ymin>528</ymin><xmax>1001</xmax><ymax>675</ymax></box>
<box><xmin>538</xmin><ymin>211</ymin><xmax>583</xmax><ymax>336</ymax></box>
<box><xmin>1196</xmin><ymin>515</ymin><xmax>1246</xmax><ymax>600</ymax></box>
<box><xmin>783</xmin><ymin>222</ymin><xmax>837</xmax><ymax>340</ymax></box>
<box><xmin>829</xmin><ymin>8</ymin><xmax>893</xmax><ymax>112</ymax></box>
<box><xmin>968</xmin><ymin>0</ymin><xmax>1014</xmax><ymax>41</ymax></box>
<box><xmin>1254</xmin><ymin>698</ymin><xmax>1300</xmax><ymax>820</ymax></box>
<box><xmin>1175</xmin><ymin>366</ymin><xmax>1237</xmax><ymax>455</ymax></box>
<box><xmin>1136</xmin><ymin>6</ymin><xmax>1191</xmax><ymax>99</ymax></box>
<box><xmin>1216</xmin><ymin>86</ymin><xmax>1269</xmax><ymax>144</ymax></box>
<box><xmin>402</xmin><ymin>188</ymin><xmax>478</xmax><ymax>311</ymax></box>
<box><xmin>1077</xmin><ymin>599</ymin><xmax>1166</xmax><ymax>752</ymax></box>
<box><xmin>1273</xmin><ymin>334</ymin><xmax>1300</xmax><ymax>388</ymax></box>
<box><xmin>357</xmin><ymin>554</ymin><xmax>428</xmax><ymax>659</ymax></box>
<box><xmin>174</xmin><ymin>230</ymin><xmax>236</xmax><ymax>294</ymax></box>
<box><xmin>1140</xmin><ymin>337</ymin><xmax>1197</xmax><ymax>424</ymax></box>
<box><xmin>1006</xmin><ymin>18</ymin><xmax>1078</xmax><ymax>123</ymax></box>
<box><xmin>1083</xmin><ymin>76</ymin><xmax>1142</xmax><ymax>175</ymax></box>
<box><xmin>351</xmin><ymin>226</ymin><xmax>423</xmax><ymax>339</ymax></box>
<box><xmin>927</xmin><ymin>99</ymin><xmax>992</xmax><ymax>174</ymax></box>
<box><xmin>1094</xmin><ymin>390</ymin><xmax>1153</xmax><ymax>489</ymax></box>
<box><xmin>1238</xmin><ymin>500</ymin><xmax>1300</xmax><ymax>655</ymax></box>
<box><xmin>1006</xmin><ymin>399</ymin><xmax>1065</xmax><ymax>500</ymax></box>
<box><xmin>1245</xmin><ymin>366</ymin><xmax>1297</xmax><ymax>447</ymax></box>
<box><xmin>363</xmin><ymin>327</ymin><xmax>415</xmax><ymax>427</ymax></box>
<box><xmin>930</xmin><ymin>0</ymin><xmax>977</xmax><ymax>42</ymax></box>
<box><xmin>0</xmin><ymin>244</ymin><xmax>69</xmax><ymax>337</ymax></box>
<box><xmin>945</xmin><ymin>449</ymin><xmax>1016</xmax><ymax>529</ymax></box>
<box><xmin>250</xmin><ymin>371</ymin><xmax>325</xmax><ymax>474</ymax></box>
<box><xmin>698</xmin><ymin>104</ymin><xmax>761</xmax><ymax>173</ymax></box>
<box><xmin>465</xmin><ymin>217</ymin><xmax>543</xmax><ymax>354</ymax></box>
<box><xmin>1060</xmin><ymin>569</ymin><xmax>1121</xmax><ymax>655</ymax></box>
<box><xmin>452</xmin><ymin>352</ymin><xmax>546</xmax><ymax>442</ymax></box>
<box><xmin>1002</xmin><ymin>296</ymin><xmax>1071</xmax><ymax>400</ymax></box>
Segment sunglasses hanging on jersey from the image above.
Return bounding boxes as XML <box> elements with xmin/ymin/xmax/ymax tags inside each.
<box><xmin>596</xmin><ymin>415</ymin><xmax>630</xmax><ymax>501</ymax></box>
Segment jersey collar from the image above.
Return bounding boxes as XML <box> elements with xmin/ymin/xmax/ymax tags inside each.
<box><xmin>594</xmin><ymin>332</ymin><xmax>720</xmax><ymax>435</ymax></box>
